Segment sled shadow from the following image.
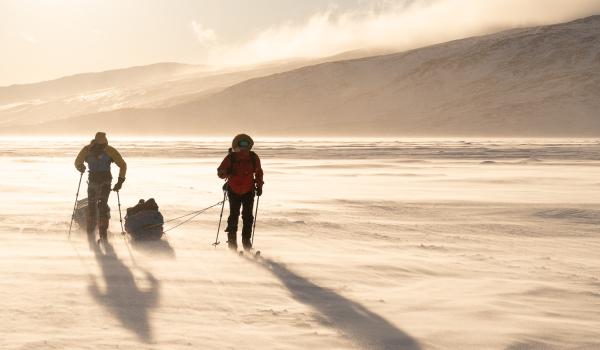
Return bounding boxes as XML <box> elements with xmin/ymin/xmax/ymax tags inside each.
<box><xmin>88</xmin><ymin>242</ymin><xmax>160</xmax><ymax>343</ymax></box>
<box><xmin>131</xmin><ymin>239</ymin><xmax>176</xmax><ymax>259</ymax></box>
<box><xmin>250</xmin><ymin>256</ymin><xmax>421</xmax><ymax>350</ymax></box>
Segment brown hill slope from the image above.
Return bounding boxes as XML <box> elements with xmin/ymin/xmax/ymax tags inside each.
<box><xmin>9</xmin><ymin>16</ymin><xmax>600</xmax><ymax>136</ymax></box>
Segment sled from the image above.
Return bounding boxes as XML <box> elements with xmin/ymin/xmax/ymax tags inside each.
<box><xmin>124</xmin><ymin>198</ymin><xmax>164</xmax><ymax>241</ymax></box>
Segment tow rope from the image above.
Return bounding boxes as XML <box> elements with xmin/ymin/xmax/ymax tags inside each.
<box><xmin>144</xmin><ymin>200</ymin><xmax>226</xmax><ymax>233</ymax></box>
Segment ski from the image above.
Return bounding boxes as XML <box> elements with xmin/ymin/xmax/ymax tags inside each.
<box><xmin>238</xmin><ymin>249</ymin><xmax>261</xmax><ymax>258</ymax></box>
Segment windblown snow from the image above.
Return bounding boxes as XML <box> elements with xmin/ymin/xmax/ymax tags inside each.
<box><xmin>1</xmin><ymin>138</ymin><xmax>599</xmax><ymax>349</ymax></box>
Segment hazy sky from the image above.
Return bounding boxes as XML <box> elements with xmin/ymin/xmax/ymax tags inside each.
<box><xmin>1</xmin><ymin>0</ymin><xmax>599</xmax><ymax>86</ymax></box>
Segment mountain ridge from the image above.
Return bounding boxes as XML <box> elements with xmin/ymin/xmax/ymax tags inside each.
<box><xmin>4</xmin><ymin>15</ymin><xmax>600</xmax><ymax>136</ymax></box>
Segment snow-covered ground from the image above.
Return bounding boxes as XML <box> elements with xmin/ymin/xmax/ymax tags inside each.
<box><xmin>1</xmin><ymin>137</ymin><xmax>599</xmax><ymax>349</ymax></box>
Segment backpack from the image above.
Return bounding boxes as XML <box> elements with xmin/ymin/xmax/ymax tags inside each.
<box><xmin>227</xmin><ymin>150</ymin><xmax>258</xmax><ymax>175</ymax></box>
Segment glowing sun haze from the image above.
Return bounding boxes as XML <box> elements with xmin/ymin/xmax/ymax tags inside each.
<box><xmin>1</xmin><ymin>0</ymin><xmax>599</xmax><ymax>86</ymax></box>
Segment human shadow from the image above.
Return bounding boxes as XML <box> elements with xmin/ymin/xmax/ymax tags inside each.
<box><xmin>131</xmin><ymin>239</ymin><xmax>176</xmax><ymax>259</ymax></box>
<box><xmin>246</xmin><ymin>256</ymin><xmax>421</xmax><ymax>350</ymax></box>
<box><xmin>88</xmin><ymin>242</ymin><xmax>160</xmax><ymax>343</ymax></box>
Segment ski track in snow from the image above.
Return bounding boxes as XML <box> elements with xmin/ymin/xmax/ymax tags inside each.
<box><xmin>1</xmin><ymin>138</ymin><xmax>600</xmax><ymax>350</ymax></box>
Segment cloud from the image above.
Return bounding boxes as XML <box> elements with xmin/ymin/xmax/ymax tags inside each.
<box><xmin>20</xmin><ymin>32</ymin><xmax>37</xmax><ymax>45</ymax></box>
<box><xmin>191</xmin><ymin>20</ymin><xmax>217</xmax><ymax>46</ymax></box>
<box><xmin>204</xmin><ymin>0</ymin><xmax>600</xmax><ymax>67</ymax></box>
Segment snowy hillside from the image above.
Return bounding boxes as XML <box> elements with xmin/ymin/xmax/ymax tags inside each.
<box><xmin>0</xmin><ymin>63</ymin><xmax>207</xmax><ymax>125</ymax></box>
<box><xmin>169</xmin><ymin>15</ymin><xmax>600</xmax><ymax>136</ymax></box>
<box><xmin>0</xmin><ymin>50</ymin><xmax>385</xmax><ymax>129</ymax></box>
<box><xmin>15</xmin><ymin>15</ymin><xmax>600</xmax><ymax>136</ymax></box>
<box><xmin>24</xmin><ymin>16</ymin><xmax>600</xmax><ymax>136</ymax></box>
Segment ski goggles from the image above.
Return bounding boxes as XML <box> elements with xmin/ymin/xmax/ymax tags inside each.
<box><xmin>238</xmin><ymin>140</ymin><xmax>251</xmax><ymax>148</ymax></box>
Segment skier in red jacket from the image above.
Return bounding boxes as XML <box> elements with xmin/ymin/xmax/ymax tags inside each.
<box><xmin>217</xmin><ymin>134</ymin><xmax>264</xmax><ymax>251</ymax></box>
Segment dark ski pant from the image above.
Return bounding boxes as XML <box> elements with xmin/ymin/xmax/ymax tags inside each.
<box><xmin>226</xmin><ymin>189</ymin><xmax>254</xmax><ymax>249</ymax></box>
<box><xmin>87</xmin><ymin>180</ymin><xmax>111</xmax><ymax>242</ymax></box>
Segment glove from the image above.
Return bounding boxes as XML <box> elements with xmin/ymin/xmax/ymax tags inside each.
<box><xmin>113</xmin><ymin>177</ymin><xmax>125</xmax><ymax>192</ymax></box>
<box><xmin>256</xmin><ymin>186</ymin><xmax>263</xmax><ymax>197</ymax></box>
<box><xmin>76</xmin><ymin>165</ymin><xmax>86</xmax><ymax>173</ymax></box>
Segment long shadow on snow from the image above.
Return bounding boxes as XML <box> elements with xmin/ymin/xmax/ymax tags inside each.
<box><xmin>246</xmin><ymin>255</ymin><xmax>421</xmax><ymax>350</ymax></box>
<box><xmin>88</xmin><ymin>242</ymin><xmax>160</xmax><ymax>343</ymax></box>
<box><xmin>131</xmin><ymin>239</ymin><xmax>176</xmax><ymax>259</ymax></box>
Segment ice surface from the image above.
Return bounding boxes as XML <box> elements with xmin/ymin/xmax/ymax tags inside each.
<box><xmin>1</xmin><ymin>138</ymin><xmax>599</xmax><ymax>349</ymax></box>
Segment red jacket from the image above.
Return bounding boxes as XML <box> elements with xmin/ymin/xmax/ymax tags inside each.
<box><xmin>218</xmin><ymin>150</ymin><xmax>264</xmax><ymax>195</ymax></box>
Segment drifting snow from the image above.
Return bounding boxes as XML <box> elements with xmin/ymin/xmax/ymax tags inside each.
<box><xmin>1</xmin><ymin>138</ymin><xmax>599</xmax><ymax>349</ymax></box>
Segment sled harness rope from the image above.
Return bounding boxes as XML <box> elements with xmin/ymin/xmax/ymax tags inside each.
<box><xmin>143</xmin><ymin>200</ymin><xmax>226</xmax><ymax>233</ymax></box>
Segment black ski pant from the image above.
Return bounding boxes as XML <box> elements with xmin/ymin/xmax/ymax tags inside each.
<box><xmin>226</xmin><ymin>189</ymin><xmax>254</xmax><ymax>249</ymax></box>
<box><xmin>87</xmin><ymin>179</ymin><xmax>111</xmax><ymax>241</ymax></box>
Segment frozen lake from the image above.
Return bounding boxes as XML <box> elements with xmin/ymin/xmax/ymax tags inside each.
<box><xmin>1</xmin><ymin>137</ymin><xmax>599</xmax><ymax>349</ymax></box>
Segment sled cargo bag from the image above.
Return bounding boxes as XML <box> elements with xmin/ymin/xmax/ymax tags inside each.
<box><xmin>124</xmin><ymin>198</ymin><xmax>164</xmax><ymax>240</ymax></box>
<box><xmin>74</xmin><ymin>198</ymin><xmax>88</xmax><ymax>227</ymax></box>
<box><xmin>74</xmin><ymin>198</ymin><xmax>110</xmax><ymax>228</ymax></box>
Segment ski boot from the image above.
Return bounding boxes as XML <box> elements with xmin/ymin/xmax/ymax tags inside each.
<box><xmin>227</xmin><ymin>231</ymin><xmax>238</xmax><ymax>251</ymax></box>
<box><xmin>97</xmin><ymin>221</ymin><xmax>109</xmax><ymax>247</ymax></box>
<box><xmin>242</xmin><ymin>236</ymin><xmax>252</xmax><ymax>252</ymax></box>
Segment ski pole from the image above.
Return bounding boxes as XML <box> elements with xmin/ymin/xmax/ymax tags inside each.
<box><xmin>251</xmin><ymin>195</ymin><xmax>260</xmax><ymax>245</ymax></box>
<box><xmin>68</xmin><ymin>172</ymin><xmax>84</xmax><ymax>240</ymax></box>
<box><xmin>116</xmin><ymin>191</ymin><xmax>125</xmax><ymax>235</ymax></box>
<box><xmin>213</xmin><ymin>188</ymin><xmax>227</xmax><ymax>246</ymax></box>
<box><xmin>116</xmin><ymin>190</ymin><xmax>137</xmax><ymax>266</ymax></box>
